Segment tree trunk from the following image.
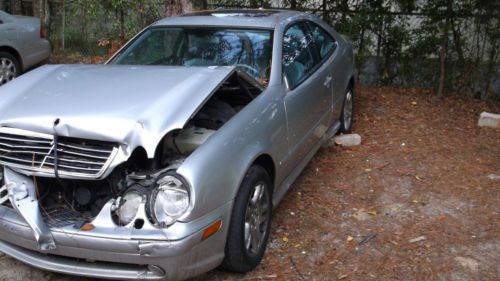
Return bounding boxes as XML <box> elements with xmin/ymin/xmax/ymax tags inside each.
<box><xmin>62</xmin><ymin>0</ymin><xmax>65</xmax><ymax>50</ymax></box>
<box><xmin>357</xmin><ymin>28</ymin><xmax>366</xmax><ymax>81</ymax></box>
<box><xmin>0</xmin><ymin>1</ymin><xmax>4</xmax><ymax>11</ymax></box>
<box><xmin>437</xmin><ymin>22</ymin><xmax>449</xmax><ymax>97</ymax></box>
<box><xmin>139</xmin><ymin>1</ymin><xmax>145</xmax><ymax>27</ymax></box>
<box><xmin>340</xmin><ymin>0</ymin><xmax>348</xmax><ymax>23</ymax></box>
<box><xmin>322</xmin><ymin>0</ymin><xmax>329</xmax><ymax>23</ymax></box>
<box><xmin>193</xmin><ymin>0</ymin><xmax>207</xmax><ymax>11</ymax></box>
<box><xmin>165</xmin><ymin>0</ymin><xmax>193</xmax><ymax>17</ymax></box>
<box><xmin>32</xmin><ymin>0</ymin><xmax>42</xmax><ymax>18</ymax></box>
<box><xmin>10</xmin><ymin>0</ymin><xmax>22</xmax><ymax>14</ymax></box>
<box><xmin>450</xmin><ymin>18</ymin><xmax>466</xmax><ymax>93</ymax></box>
<box><xmin>43</xmin><ymin>0</ymin><xmax>50</xmax><ymax>37</ymax></box>
<box><xmin>483</xmin><ymin>40</ymin><xmax>497</xmax><ymax>100</ymax></box>
<box><xmin>437</xmin><ymin>2</ymin><xmax>451</xmax><ymax>97</ymax></box>
<box><xmin>375</xmin><ymin>26</ymin><xmax>383</xmax><ymax>86</ymax></box>
<box><xmin>290</xmin><ymin>0</ymin><xmax>297</xmax><ymax>9</ymax></box>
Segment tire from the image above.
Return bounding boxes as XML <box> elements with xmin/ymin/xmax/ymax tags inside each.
<box><xmin>0</xmin><ymin>52</ymin><xmax>21</xmax><ymax>86</ymax></box>
<box><xmin>340</xmin><ymin>86</ymin><xmax>354</xmax><ymax>133</ymax></box>
<box><xmin>222</xmin><ymin>165</ymin><xmax>273</xmax><ymax>273</ymax></box>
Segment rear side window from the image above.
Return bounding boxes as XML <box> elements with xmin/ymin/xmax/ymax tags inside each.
<box><xmin>282</xmin><ymin>23</ymin><xmax>317</xmax><ymax>89</ymax></box>
<box><xmin>307</xmin><ymin>22</ymin><xmax>337</xmax><ymax>59</ymax></box>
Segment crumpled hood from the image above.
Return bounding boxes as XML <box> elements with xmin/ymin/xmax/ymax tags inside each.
<box><xmin>0</xmin><ymin>64</ymin><xmax>234</xmax><ymax>157</ymax></box>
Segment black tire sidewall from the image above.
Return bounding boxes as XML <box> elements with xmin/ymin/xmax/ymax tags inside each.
<box><xmin>222</xmin><ymin>165</ymin><xmax>272</xmax><ymax>273</ymax></box>
<box><xmin>340</xmin><ymin>86</ymin><xmax>354</xmax><ymax>133</ymax></box>
<box><xmin>0</xmin><ymin>52</ymin><xmax>21</xmax><ymax>79</ymax></box>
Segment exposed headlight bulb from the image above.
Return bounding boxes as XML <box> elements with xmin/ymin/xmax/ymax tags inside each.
<box><xmin>117</xmin><ymin>191</ymin><xmax>142</xmax><ymax>225</ymax></box>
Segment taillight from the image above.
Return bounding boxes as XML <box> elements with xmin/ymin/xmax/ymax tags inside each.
<box><xmin>40</xmin><ymin>19</ymin><xmax>45</xmax><ymax>39</ymax></box>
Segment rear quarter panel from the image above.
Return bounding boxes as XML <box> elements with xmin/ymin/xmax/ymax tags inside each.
<box><xmin>314</xmin><ymin>19</ymin><xmax>355</xmax><ymax>119</ymax></box>
<box><xmin>0</xmin><ymin>15</ymin><xmax>22</xmax><ymax>56</ymax></box>
<box><xmin>14</xmin><ymin>16</ymin><xmax>51</xmax><ymax>69</ymax></box>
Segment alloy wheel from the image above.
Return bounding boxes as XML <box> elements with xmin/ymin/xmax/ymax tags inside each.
<box><xmin>343</xmin><ymin>90</ymin><xmax>353</xmax><ymax>130</ymax></box>
<box><xmin>244</xmin><ymin>183</ymin><xmax>270</xmax><ymax>256</ymax></box>
<box><xmin>0</xmin><ymin>57</ymin><xmax>17</xmax><ymax>85</ymax></box>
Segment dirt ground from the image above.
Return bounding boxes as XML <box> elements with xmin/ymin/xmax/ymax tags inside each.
<box><xmin>0</xmin><ymin>86</ymin><xmax>498</xmax><ymax>281</ymax></box>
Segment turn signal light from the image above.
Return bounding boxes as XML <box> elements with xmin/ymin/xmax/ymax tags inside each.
<box><xmin>201</xmin><ymin>219</ymin><xmax>222</xmax><ymax>241</ymax></box>
<box><xmin>80</xmin><ymin>223</ymin><xmax>95</xmax><ymax>231</ymax></box>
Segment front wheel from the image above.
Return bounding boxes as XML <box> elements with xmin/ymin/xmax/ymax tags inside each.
<box><xmin>222</xmin><ymin>165</ymin><xmax>272</xmax><ymax>273</ymax></box>
<box><xmin>0</xmin><ymin>52</ymin><xmax>20</xmax><ymax>86</ymax></box>
<box><xmin>340</xmin><ymin>86</ymin><xmax>354</xmax><ymax>133</ymax></box>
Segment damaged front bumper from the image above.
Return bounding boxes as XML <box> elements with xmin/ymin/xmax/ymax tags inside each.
<box><xmin>0</xmin><ymin>167</ymin><xmax>232</xmax><ymax>281</ymax></box>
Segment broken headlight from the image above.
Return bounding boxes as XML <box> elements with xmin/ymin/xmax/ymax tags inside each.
<box><xmin>150</xmin><ymin>173</ymin><xmax>190</xmax><ymax>227</ymax></box>
<box><xmin>116</xmin><ymin>190</ymin><xmax>143</xmax><ymax>225</ymax></box>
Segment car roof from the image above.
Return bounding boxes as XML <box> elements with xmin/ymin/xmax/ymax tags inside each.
<box><xmin>153</xmin><ymin>9</ymin><xmax>306</xmax><ymax>29</ymax></box>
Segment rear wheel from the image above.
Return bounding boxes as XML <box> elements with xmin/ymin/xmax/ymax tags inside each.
<box><xmin>222</xmin><ymin>165</ymin><xmax>272</xmax><ymax>273</ymax></box>
<box><xmin>340</xmin><ymin>86</ymin><xmax>354</xmax><ymax>133</ymax></box>
<box><xmin>0</xmin><ymin>52</ymin><xmax>20</xmax><ymax>86</ymax></box>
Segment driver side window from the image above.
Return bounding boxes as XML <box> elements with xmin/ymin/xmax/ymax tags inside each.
<box><xmin>283</xmin><ymin>23</ymin><xmax>316</xmax><ymax>89</ymax></box>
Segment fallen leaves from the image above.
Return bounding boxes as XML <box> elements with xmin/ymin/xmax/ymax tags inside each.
<box><xmin>338</xmin><ymin>274</ymin><xmax>348</xmax><ymax>280</ymax></box>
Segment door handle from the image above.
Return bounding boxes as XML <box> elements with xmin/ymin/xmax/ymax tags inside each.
<box><xmin>324</xmin><ymin>76</ymin><xmax>332</xmax><ymax>88</ymax></box>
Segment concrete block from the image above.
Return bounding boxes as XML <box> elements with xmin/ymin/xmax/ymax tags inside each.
<box><xmin>478</xmin><ymin>112</ymin><xmax>500</xmax><ymax>128</ymax></box>
<box><xmin>325</xmin><ymin>134</ymin><xmax>362</xmax><ymax>147</ymax></box>
<box><xmin>487</xmin><ymin>174</ymin><xmax>500</xmax><ymax>180</ymax></box>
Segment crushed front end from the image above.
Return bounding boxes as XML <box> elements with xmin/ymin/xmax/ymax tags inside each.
<box><xmin>0</xmin><ymin>127</ymin><xmax>231</xmax><ymax>280</ymax></box>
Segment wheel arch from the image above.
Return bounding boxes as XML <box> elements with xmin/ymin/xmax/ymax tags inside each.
<box><xmin>0</xmin><ymin>46</ymin><xmax>24</xmax><ymax>72</ymax></box>
<box><xmin>252</xmin><ymin>154</ymin><xmax>276</xmax><ymax>192</ymax></box>
<box><xmin>348</xmin><ymin>76</ymin><xmax>355</xmax><ymax>90</ymax></box>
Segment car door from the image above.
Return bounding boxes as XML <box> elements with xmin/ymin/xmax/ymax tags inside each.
<box><xmin>282</xmin><ymin>22</ymin><xmax>331</xmax><ymax>169</ymax></box>
<box><xmin>306</xmin><ymin>21</ymin><xmax>343</xmax><ymax>123</ymax></box>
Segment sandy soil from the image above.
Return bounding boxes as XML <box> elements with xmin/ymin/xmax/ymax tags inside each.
<box><xmin>0</xmin><ymin>86</ymin><xmax>498</xmax><ymax>281</ymax></box>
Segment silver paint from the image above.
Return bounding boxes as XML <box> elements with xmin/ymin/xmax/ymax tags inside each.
<box><xmin>3</xmin><ymin>166</ymin><xmax>56</xmax><ymax>251</ymax></box>
<box><xmin>0</xmin><ymin>64</ymin><xmax>236</xmax><ymax>178</ymax></box>
<box><xmin>0</xmin><ymin>11</ymin><xmax>51</xmax><ymax>75</ymax></box>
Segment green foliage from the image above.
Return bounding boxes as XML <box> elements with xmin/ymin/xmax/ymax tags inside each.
<box><xmin>41</xmin><ymin>0</ymin><xmax>498</xmax><ymax>99</ymax></box>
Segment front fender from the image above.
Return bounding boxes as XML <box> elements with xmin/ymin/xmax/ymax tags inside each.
<box><xmin>177</xmin><ymin>85</ymin><xmax>288</xmax><ymax>221</ymax></box>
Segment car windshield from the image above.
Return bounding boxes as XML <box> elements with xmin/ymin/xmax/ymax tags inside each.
<box><xmin>112</xmin><ymin>27</ymin><xmax>273</xmax><ymax>84</ymax></box>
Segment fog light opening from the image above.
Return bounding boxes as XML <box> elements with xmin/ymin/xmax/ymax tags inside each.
<box><xmin>134</xmin><ymin>219</ymin><xmax>145</xmax><ymax>229</ymax></box>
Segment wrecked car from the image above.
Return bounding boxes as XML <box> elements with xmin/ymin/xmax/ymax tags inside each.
<box><xmin>0</xmin><ymin>9</ymin><xmax>355</xmax><ymax>280</ymax></box>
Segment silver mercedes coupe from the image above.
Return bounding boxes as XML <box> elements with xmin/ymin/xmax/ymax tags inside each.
<box><xmin>0</xmin><ymin>9</ymin><xmax>355</xmax><ymax>280</ymax></box>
